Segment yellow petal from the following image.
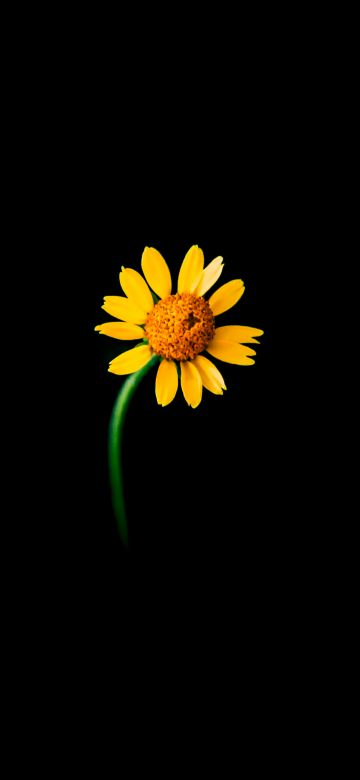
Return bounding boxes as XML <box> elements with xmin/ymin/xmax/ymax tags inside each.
<box><xmin>102</xmin><ymin>296</ymin><xmax>147</xmax><ymax>324</ymax></box>
<box><xmin>141</xmin><ymin>247</ymin><xmax>172</xmax><ymax>299</ymax></box>
<box><xmin>95</xmin><ymin>322</ymin><xmax>145</xmax><ymax>340</ymax></box>
<box><xmin>194</xmin><ymin>256</ymin><xmax>224</xmax><ymax>297</ymax></box>
<box><xmin>180</xmin><ymin>361</ymin><xmax>202</xmax><ymax>408</ymax></box>
<box><xmin>177</xmin><ymin>245</ymin><xmax>204</xmax><ymax>294</ymax></box>
<box><xmin>215</xmin><ymin>325</ymin><xmax>264</xmax><ymax>344</ymax></box>
<box><xmin>192</xmin><ymin>355</ymin><xmax>227</xmax><ymax>395</ymax></box>
<box><xmin>119</xmin><ymin>267</ymin><xmax>154</xmax><ymax>313</ymax></box>
<box><xmin>206</xmin><ymin>339</ymin><xmax>256</xmax><ymax>365</ymax></box>
<box><xmin>108</xmin><ymin>345</ymin><xmax>152</xmax><ymax>375</ymax></box>
<box><xmin>208</xmin><ymin>279</ymin><xmax>245</xmax><ymax>316</ymax></box>
<box><xmin>155</xmin><ymin>360</ymin><xmax>178</xmax><ymax>406</ymax></box>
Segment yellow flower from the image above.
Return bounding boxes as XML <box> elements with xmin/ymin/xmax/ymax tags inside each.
<box><xmin>96</xmin><ymin>246</ymin><xmax>263</xmax><ymax>408</ymax></box>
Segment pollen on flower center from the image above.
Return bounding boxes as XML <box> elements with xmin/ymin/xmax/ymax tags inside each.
<box><xmin>145</xmin><ymin>293</ymin><xmax>215</xmax><ymax>361</ymax></box>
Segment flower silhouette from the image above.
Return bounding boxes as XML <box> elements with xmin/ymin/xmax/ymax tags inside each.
<box><xmin>96</xmin><ymin>246</ymin><xmax>263</xmax><ymax>408</ymax></box>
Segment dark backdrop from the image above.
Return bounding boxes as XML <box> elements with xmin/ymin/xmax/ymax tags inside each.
<box><xmin>28</xmin><ymin>100</ymin><xmax>299</xmax><ymax>611</ymax></box>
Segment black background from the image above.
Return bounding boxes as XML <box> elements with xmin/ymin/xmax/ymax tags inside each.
<box><xmin>6</xmin><ymin>17</ymin><xmax>325</xmax><ymax>750</ymax></box>
<box><xmin>14</xmin><ymin>107</ymin><xmax>303</xmax><ymax>633</ymax></box>
<box><xmin>23</xmin><ymin>64</ymin><xmax>301</xmax><ymax>615</ymax></box>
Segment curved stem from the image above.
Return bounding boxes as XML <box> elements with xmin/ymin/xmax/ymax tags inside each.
<box><xmin>108</xmin><ymin>355</ymin><xmax>159</xmax><ymax>546</ymax></box>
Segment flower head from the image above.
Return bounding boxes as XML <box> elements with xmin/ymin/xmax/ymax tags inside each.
<box><xmin>96</xmin><ymin>246</ymin><xmax>263</xmax><ymax>408</ymax></box>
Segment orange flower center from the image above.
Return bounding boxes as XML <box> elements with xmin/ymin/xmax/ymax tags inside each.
<box><xmin>145</xmin><ymin>293</ymin><xmax>215</xmax><ymax>361</ymax></box>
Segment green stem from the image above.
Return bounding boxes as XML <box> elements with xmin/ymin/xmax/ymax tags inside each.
<box><xmin>108</xmin><ymin>355</ymin><xmax>159</xmax><ymax>546</ymax></box>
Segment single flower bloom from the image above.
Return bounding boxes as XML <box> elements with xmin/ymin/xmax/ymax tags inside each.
<box><xmin>96</xmin><ymin>246</ymin><xmax>263</xmax><ymax>408</ymax></box>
